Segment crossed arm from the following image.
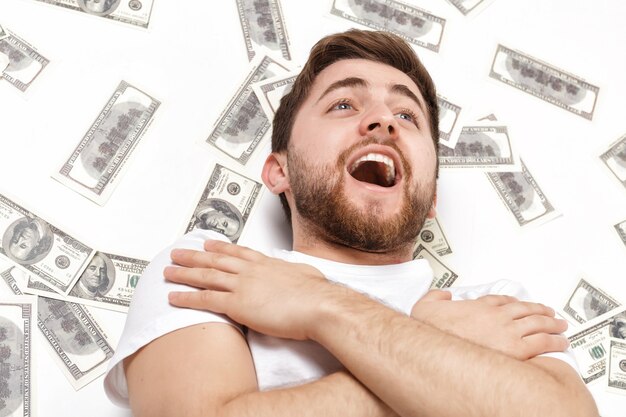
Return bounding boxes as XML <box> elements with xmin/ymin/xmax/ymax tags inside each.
<box><xmin>124</xmin><ymin>240</ymin><xmax>598</xmax><ymax>417</ymax></box>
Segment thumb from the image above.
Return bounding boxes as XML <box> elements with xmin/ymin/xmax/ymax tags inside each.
<box><xmin>419</xmin><ymin>289</ymin><xmax>452</xmax><ymax>302</ymax></box>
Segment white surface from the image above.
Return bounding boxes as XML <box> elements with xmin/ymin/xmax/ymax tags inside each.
<box><xmin>0</xmin><ymin>0</ymin><xmax>625</xmax><ymax>416</ymax></box>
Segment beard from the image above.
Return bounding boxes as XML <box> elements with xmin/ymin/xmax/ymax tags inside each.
<box><xmin>287</xmin><ymin>138</ymin><xmax>436</xmax><ymax>253</ymax></box>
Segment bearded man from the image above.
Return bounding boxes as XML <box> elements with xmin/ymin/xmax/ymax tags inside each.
<box><xmin>104</xmin><ymin>29</ymin><xmax>598</xmax><ymax>417</ymax></box>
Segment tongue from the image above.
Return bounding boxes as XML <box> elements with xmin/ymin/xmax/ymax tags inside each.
<box><xmin>350</xmin><ymin>161</ymin><xmax>392</xmax><ymax>187</ymax></box>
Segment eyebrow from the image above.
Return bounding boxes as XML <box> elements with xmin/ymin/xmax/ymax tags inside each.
<box><xmin>316</xmin><ymin>77</ymin><xmax>367</xmax><ymax>104</ymax></box>
<box><xmin>316</xmin><ymin>77</ymin><xmax>426</xmax><ymax>115</ymax></box>
<box><xmin>390</xmin><ymin>84</ymin><xmax>426</xmax><ymax>115</ymax></box>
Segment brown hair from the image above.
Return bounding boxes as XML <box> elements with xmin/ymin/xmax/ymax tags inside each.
<box><xmin>272</xmin><ymin>29</ymin><xmax>439</xmax><ymax>220</ymax></box>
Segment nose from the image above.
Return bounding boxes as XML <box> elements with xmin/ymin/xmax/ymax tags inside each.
<box><xmin>358</xmin><ymin>104</ymin><xmax>400</xmax><ymax>141</ymax></box>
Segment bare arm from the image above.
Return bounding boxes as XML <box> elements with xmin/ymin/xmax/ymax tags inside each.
<box><xmin>165</xmin><ymin>240</ymin><xmax>599</xmax><ymax>417</ymax></box>
<box><xmin>311</xmin><ymin>290</ymin><xmax>597</xmax><ymax>417</ymax></box>
<box><xmin>124</xmin><ymin>322</ymin><xmax>397</xmax><ymax>417</ymax></box>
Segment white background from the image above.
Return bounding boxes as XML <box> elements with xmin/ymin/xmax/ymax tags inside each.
<box><xmin>0</xmin><ymin>0</ymin><xmax>625</xmax><ymax>416</ymax></box>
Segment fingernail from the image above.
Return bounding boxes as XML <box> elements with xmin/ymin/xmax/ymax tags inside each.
<box><xmin>168</xmin><ymin>292</ymin><xmax>179</xmax><ymax>302</ymax></box>
<box><xmin>170</xmin><ymin>249</ymin><xmax>184</xmax><ymax>258</ymax></box>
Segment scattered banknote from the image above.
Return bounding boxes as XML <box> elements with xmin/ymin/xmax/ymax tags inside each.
<box><xmin>0</xmin><ymin>30</ymin><xmax>49</xmax><ymax>92</ymax></box>
<box><xmin>568</xmin><ymin>306</ymin><xmax>626</xmax><ymax>385</ymax></box>
<box><xmin>415</xmin><ymin>217</ymin><xmax>452</xmax><ymax>257</ymax></box>
<box><xmin>0</xmin><ymin>193</ymin><xmax>95</xmax><ymax>296</ymax></box>
<box><xmin>436</xmin><ymin>95</ymin><xmax>464</xmax><ymax>148</ymax></box>
<box><xmin>329</xmin><ymin>0</ymin><xmax>446</xmax><ymax>53</ymax></box>
<box><xmin>445</xmin><ymin>0</ymin><xmax>495</xmax><ymax>16</ymax></box>
<box><xmin>439</xmin><ymin>124</ymin><xmax>519</xmax><ymax>171</ymax></box>
<box><xmin>252</xmin><ymin>72</ymin><xmax>298</xmax><ymax>120</ymax></box>
<box><xmin>185</xmin><ymin>163</ymin><xmax>263</xmax><ymax>243</ymax></box>
<box><xmin>206</xmin><ymin>53</ymin><xmax>292</xmax><ymax>164</ymax></box>
<box><xmin>562</xmin><ymin>278</ymin><xmax>622</xmax><ymax>325</ymax></box>
<box><xmin>486</xmin><ymin>159</ymin><xmax>559</xmax><ymax>227</ymax></box>
<box><xmin>1</xmin><ymin>267</ymin><xmax>115</xmax><ymax>390</ymax></box>
<box><xmin>0</xmin><ymin>295</ymin><xmax>36</xmax><ymax>417</ymax></box>
<box><xmin>615</xmin><ymin>220</ymin><xmax>626</xmax><ymax>249</ymax></box>
<box><xmin>236</xmin><ymin>0</ymin><xmax>291</xmax><ymax>61</ymax></box>
<box><xmin>413</xmin><ymin>244</ymin><xmax>458</xmax><ymax>289</ymax></box>
<box><xmin>607</xmin><ymin>338</ymin><xmax>626</xmax><ymax>395</ymax></box>
<box><xmin>26</xmin><ymin>252</ymin><xmax>147</xmax><ymax>313</ymax></box>
<box><xmin>0</xmin><ymin>24</ymin><xmax>6</xmax><ymax>39</ymax></box>
<box><xmin>489</xmin><ymin>44</ymin><xmax>599</xmax><ymax>120</ymax></box>
<box><xmin>599</xmin><ymin>133</ymin><xmax>626</xmax><ymax>191</ymax></box>
<box><xmin>52</xmin><ymin>81</ymin><xmax>160</xmax><ymax>205</ymax></box>
<box><xmin>30</xmin><ymin>0</ymin><xmax>154</xmax><ymax>28</ymax></box>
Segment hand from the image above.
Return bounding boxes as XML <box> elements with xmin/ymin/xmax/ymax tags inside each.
<box><xmin>410</xmin><ymin>290</ymin><xmax>569</xmax><ymax>360</ymax></box>
<box><xmin>165</xmin><ymin>240</ymin><xmax>352</xmax><ymax>341</ymax></box>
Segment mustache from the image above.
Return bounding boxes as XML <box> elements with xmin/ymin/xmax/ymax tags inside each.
<box><xmin>336</xmin><ymin>137</ymin><xmax>412</xmax><ymax>180</ymax></box>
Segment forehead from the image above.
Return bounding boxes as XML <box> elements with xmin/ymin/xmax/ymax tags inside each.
<box><xmin>310</xmin><ymin>58</ymin><xmax>425</xmax><ymax>103</ymax></box>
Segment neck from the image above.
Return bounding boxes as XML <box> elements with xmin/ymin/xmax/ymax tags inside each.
<box><xmin>291</xmin><ymin>220</ymin><xmax>414</xmax><ymax>266</ymax></box>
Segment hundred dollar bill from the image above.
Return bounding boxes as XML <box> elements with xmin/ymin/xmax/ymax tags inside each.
<box><xmin>615</xmin><ymin>220</ymin><xmax>626</xmax><ymax>248</ymax></box>
<box><xmin>252</xmin><ymin>72</ymin><xmax>297</xmax><ymax>120</ymax></box>
<box><xmin>415</xmin><ymin>217</ymin><xmax>452</xmax><ymax>257</ymax></box>
<box><xmin>562</xmin><ymin>278</ymin><xmax>622</xmax><ymax>325</ymax></box>
<box><xmin>25</xmin><ymin>252</ymin><xmax>147</xmax><ymax>313</ymax></box>
<box><xmin>185</xmin><ymin>164</ymin><xmax>263</xmax><ymax>243</ymax></box>
<box><xmin>413</xmin><ymin>244</ymin><xmax>458</xmax><ymax>289</ymax></box>
<box><xmin>599</xmin><ymin>133</ymin><xmax>626</xmax><ymax>191</ymax></box>
<box><xmin>437</xmin><ymin>95</ymin><xmax>463</xmax><ymax>148</ymax></box>
<box><xmin>52</xmin><ymin>81</ymin><xmax>160</xmax><ymax>205</ymax></box>
<box><xmin>236</xmin><ymin>0</ymin><xmax>291</xmax><ymax>61</ymax></box>
<box><xmin>30</xmin><ymin>0</ymin><xmax>154</xmax><ymax>28</ymax></box>
<box><xmin>0</xmin><ymin>295</ymin><xmax>36</xmax><ymax>417</ymax></box>
<box><xmin>1</xmin><ymin>267</ymin><xmax>115</xmax><ymax>390</ymax></box>
<box><xmin>206</xmin><ymin>54</ymin><xmax>291</xmax><ymax>164</ymax></box>
<box><xmin>486</xmin><ymin>159</ymin><xmax>559</xmax><ymax>227</ymax></box>
<box><xmin>608</xmin><ymin>338</ymin><xmax>626</xmax><ymax>395</ymax></box>
<box><xmin>445</xmin><ymin>0</ymin><xmax>494</xmax><ymax>16</ymax></box>
<box><xmin>567</xmin><ymin>306</ymin><xmax>626</xmax><ymax>385</ymax></box>
<box><xmin>489</xmin><ymin>45</ymin><xmax>599</xmax><ymax>120</ymax></box>
<box><xmin>0</xmin><ymin>31</ymin><xmax>49</xmax><ymax>92</ymax></box>
<box><xmin>0</xmin><ymin>193</ymin><xmax>95</xmax><ymax>296</ymax></box>
<box><xmin>329</xmin><ymin>0</ymin><xmax>446</xmax><ymax>53</ymax></box>
<box><xmin>439</xmin><ymin>125</ymin><xmax>519</xmax><ymax>171</ymax></box>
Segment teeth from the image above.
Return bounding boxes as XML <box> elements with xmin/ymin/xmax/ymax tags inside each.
<box><xmin>350</xmin><ymin>153</ymin><xmax>396</xmax><ymax>185</ymax></box>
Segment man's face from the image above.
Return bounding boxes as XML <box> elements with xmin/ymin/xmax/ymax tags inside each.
<box><xmin>83</xmin><ymin>0</ymin><xmax>109</xmax><ymax>13</ymax></box>
<box><xmin>81</xmin><ymin>255</ymin><xmax>106</xmax><ymax>290</ymax></box>
<box><xmin>203</xmin><ymin>211</ymin><xmax>240</xmax><ymax>238</ymax></box>
<box><xmin>9</xmin><ymin>226</ymin><xmax>40</xmax><ymax>261</ymax></box>
<box><xmin>285</xmin><ymin>59</ymin><xmax>437</xmax><ymax>252</ymax></box>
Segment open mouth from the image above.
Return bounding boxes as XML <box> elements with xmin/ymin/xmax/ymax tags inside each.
<box><xmin>349</xmin><ymin>153</ymin><xmax>397</xmax><ymax>187</ymax></box>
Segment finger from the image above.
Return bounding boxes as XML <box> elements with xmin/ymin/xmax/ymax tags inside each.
<box><xmin>168</xmin><ymin>289</ymin><xmax>230</xmax><ymax>313</ymax></box>
<box><xmin>204</xmin><ymin>239</ymin><xmax>265</xmax><ymax>262</ymax></box>
<box><xmin>521</xmin><ymin>333</ymin><xmax>570</xmax><ymax>358</ymax></box>
<box><xmin>502</xmin><ymin>301</ymin><xmax>556</xmax><ymax>320</ymax></box>
<box><xmin>164</xmin><ymin>266</ymin><xmax>236</xmax><ymax>291</ymax></box>
<box><xmin>514</xmin><ymin>315</ymin><xmax>568</xmax><ymax>337</ymax></box>
<box><xmin>478</xmin><ymin>294</ymin><xmax>519</xmax><ymax>306</ymax></box>
<box><xmin>419</xmin><ymin>290</ymin><xmax>452</xmax><ymax>302</ymax></box>
<box><xmin>170</xmin><ymin>248</ymin><xmax>244</xmax><ymax>273</ymax></box>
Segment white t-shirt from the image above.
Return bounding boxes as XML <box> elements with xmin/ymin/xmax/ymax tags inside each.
<box><xmin>104</xmin><ymin>229</ymin><xmax>577</xmax><ymax>407</ymax></box>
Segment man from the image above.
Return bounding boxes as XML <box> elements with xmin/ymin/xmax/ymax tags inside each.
<box><xmin>78</xmin><ymin>0</ymin><xmax>120</xmax><ymax>15</ymax></box>
<box><xmin>192</xmin><ymin>198</ymin><xmax>243</xmax><ymax>242</ymax></box>
<box><xmin>4</xmin><ymin>217</ymin><xmax>52</xmax><ymax>264</ymax></box>
<box><xmin>70</xmin><ymin>253</ymin><xmax>111</xmax><ymax>300</ymax></box>
<box><xmin>104</xmin><ymin>29</ymin><xmax>598</xmax><ymax>416</ymax></box>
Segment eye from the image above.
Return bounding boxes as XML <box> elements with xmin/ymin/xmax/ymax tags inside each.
<box><xmin>396</xmin><ymin>109</ymin><xmax>419</xmax><ymax>126</ymax></box>
<box><xmin>329</xmin><ymin>99</ymin><xmax>355</xmax><ymax>112</ymax></box>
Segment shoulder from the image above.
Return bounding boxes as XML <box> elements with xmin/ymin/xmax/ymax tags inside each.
<box><xmin>104</xmin><ymin>229</ymin><xmax>241</xmax><ymax>407</ymax></box>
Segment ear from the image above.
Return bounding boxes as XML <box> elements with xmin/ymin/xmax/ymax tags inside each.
<box><xmin>262</xmin><ymin>152</ymin><xmax>290</xmax><ymax>195</ymax></box>
<box><xmin>426</xmin><ymin>191</ymin><xmax>437</xmax><ymax>219</ymax></box>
